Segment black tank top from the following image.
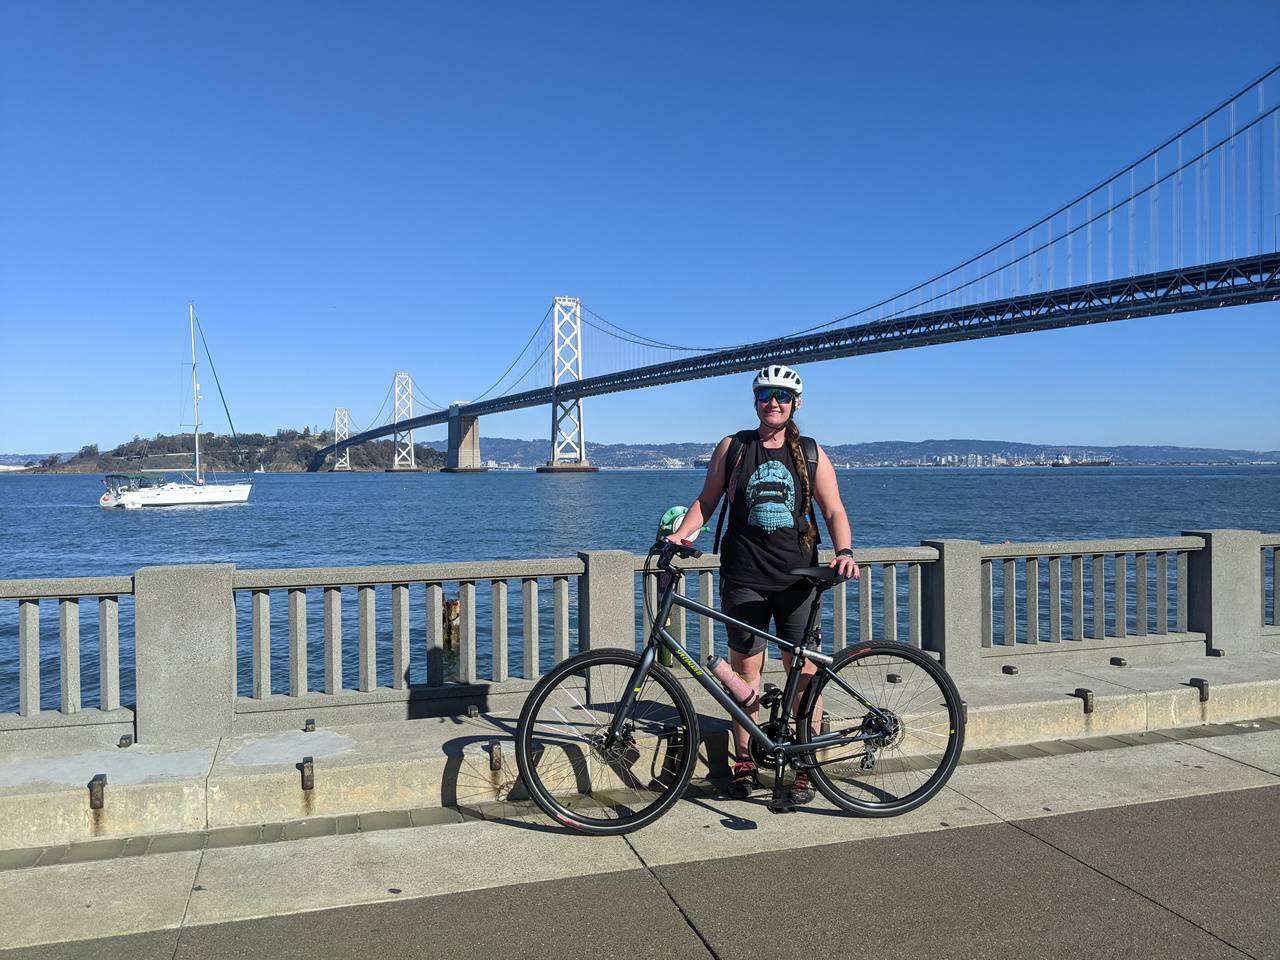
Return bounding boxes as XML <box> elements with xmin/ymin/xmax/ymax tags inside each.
<box><xmin>720</xmin><ymin>439</ymin><xmax>816</xmax><ymax>590</ymax></box>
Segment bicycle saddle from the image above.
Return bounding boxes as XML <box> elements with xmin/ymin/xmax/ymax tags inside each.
<box><xmin>788</xmin><ymin>566</ymin><xmax>850</xmax><ymax>585</ymax></box>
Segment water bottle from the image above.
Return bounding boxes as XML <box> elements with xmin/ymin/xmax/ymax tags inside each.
<box><xmin>706</xmin><ymin>656</ymin><xmax>759</xmax><ymax>709</ymax></box>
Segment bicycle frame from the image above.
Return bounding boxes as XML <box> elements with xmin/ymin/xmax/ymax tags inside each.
<box><xmin>605</xmin><ymin>563</ymin><xmax>894</xmax><ymax>762</ymax></box>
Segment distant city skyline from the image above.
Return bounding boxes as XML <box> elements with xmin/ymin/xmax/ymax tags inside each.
<box><xmin>2</xmin><ymin>3</ymin><xmax>1278</xmax><ymax>452</ymax></box>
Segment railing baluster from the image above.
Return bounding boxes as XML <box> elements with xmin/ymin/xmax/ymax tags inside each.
<box><xmin>324</xmin><ymin>586</ymin><xmax>343</xmax><ymax>693</ymax></box>
<box><xmin>358</xmin><ymin>585</ymin><xmax>377</xmax><ymax>692</ymax></box>
<box><xmin>1071</xmin><ymin>555</ymin><xmax>1084</xmax><ymax>641</ymax></box>
<box><xmin>1261</xmin><ymin>548</ymin><xmax>1269</xmax><ymax>627</ymax></box>
<box><xmin>252</xmin><ymin>589</ymin><xmax>271</xmax><ymax>698</ymax></box>
<box><xmin>1003</xmin><ymin>558</ymin><xmax>1017</xmax><ymax>646</ymax></box>
<box><xmin>1115</xmin><ymin>553</ymin><xmax>1128</xmax><ymax>638</ymax></box>
<box><xmin>1026</xmin><ymin>557</ymin><xmax>1039</xmax><ymax>644</ymax></box>
<box><xmin>491</xmin><ymin>580</ymin><xmax>508</xmax><ymax>682</ymax></box>
<box><xmin>698</xmin><ymin>570</ymin><xmax>714</xmax><ymax>660</ymax></box>
<box><xmin>1135</xmin><ymin>553</ymin><xmax>1148</xmax><ymax>636</ymax></box>
<box><xmin>833</xmin><ymin>575</ymin><xmax>847</xmax><ymax>652</ymax></box>
<box><xmin>59</xmin><ymin>598</ymin><xmax>80</xmax><ymax>713</ymax></box>
<box><xmin>883</xmin><ymin>564</ymin><xmax>898</xmax><ymax>643</ymax></box>
<box><xmin>980</xmin><ymin>560</ymin><xmax>993</xmax><ymax>647</ymax></box>
<box><xmin>521</xmin><ymin>578</ymin><xmax>539</xmax><ymax>679</ymax></box>
<box><xmin>459</xmin><ymin>581</ymin><xmax>477</xmax><ymax>683</ymax></box>
<box><xmin>426</xmin><ymin>582</ymin><xmax>444</xmax><ymax>686</ymax></box>
<box><xmin>1092</xmin><ymin>554</ymin><xmax>1106</xmax><ymax>639</ymax></box>
<box><xmin>19</xmin><ymin>599</ymin><xmax>40</xmax><ymax>716</ymax></box>
<box><xmin>1156</xmin><ymin>552</ymin><xmax>1169</xmax><ymax>634</ymax></box>
<box><xmin>1176</xmin><ymin>550</ymin><xmax>1188</xmax><ymax>632</ymax></box>
<box><xmin>859</xmin><ymin>564</ymin><xmax>873</xmax><ymax>643</ymax></box>
<box><xmin>288</xmin><ymin>587</ymin><xmax>308</xmax><ymax>696</ymax></box>
<box><xmin>906</xmin><ymin>563</ymin><xmax>920</xmax><ymax>648</ymax></box>
<box><xmin>1048</xmin><ymin>556</ymin><xmax>1062</xmax><ymax>642</ymax></box>
<box><xmin>553</xmin><ymin>576</ymin><xmax>569</xmax><ymax>664</ymax></box>
<box><xmin>671</xmin><ymin>575</ymin><xmax>687</xmax><ymax>648</ymax></box>
<box><xmin>98</xmin><ymin>596</ymin><xmax>119</xmax><ymax>711</ymax></box>
<box><xmin>392</xmin><ymin>583</ymin><xmax>410</xmax><ymax>689</ymax></box>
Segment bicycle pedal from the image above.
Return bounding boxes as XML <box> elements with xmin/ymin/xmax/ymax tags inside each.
<box><xmin>766</xmin><ymin>799</ymin><xmax>797</xmax><ymax>814</ymax></box>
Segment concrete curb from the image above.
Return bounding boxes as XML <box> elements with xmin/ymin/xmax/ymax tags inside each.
<box><xmin>2</xmin><ymin>668</ymin><xmax>1278</xmax><ymax>851</ymax></box>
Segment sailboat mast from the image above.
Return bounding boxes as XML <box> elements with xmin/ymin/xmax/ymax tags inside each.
<box><xmin>189</xmin><ymin>303</ymin><xmax>201</xmax><ymax>481</ymax></box>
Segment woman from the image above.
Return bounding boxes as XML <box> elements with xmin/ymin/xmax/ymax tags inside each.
<box><xmin>669</xmin><ymin>363</ymin><xmax>859</xmax><ymax>803</ymax></box>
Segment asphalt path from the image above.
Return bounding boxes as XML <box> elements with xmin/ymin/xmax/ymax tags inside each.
<box><xmin>5</xmin><ymin>785</ymin><xmax>1275</xmax><ymax>960</ymax></box>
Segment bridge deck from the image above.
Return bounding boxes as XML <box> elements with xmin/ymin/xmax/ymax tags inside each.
<box><xmin>308</xmin><ymin>252</ymin><xmax>1280</xmax><ymax>470</ymax></box>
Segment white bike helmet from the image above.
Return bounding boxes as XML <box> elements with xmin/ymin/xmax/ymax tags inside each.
<box><xmin>752</xmin><ymin>364</ymin><xmax>803</xmax><ymax>396</ymax></box>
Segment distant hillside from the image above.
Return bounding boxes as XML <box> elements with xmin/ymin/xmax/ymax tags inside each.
<box><xmin>23</xmin><ymin>431</ymin><xmax>446</xmax><ymax>473</ymax></box>
<box><xmin>8</xmin><ymin>434</ymin><xmax>1277</xmax><ymax>474</ymax></box>
<box><xmin>426</xmin><ymin>436</ymin><xmax>1280</xmax><ymax>467</ymax></box>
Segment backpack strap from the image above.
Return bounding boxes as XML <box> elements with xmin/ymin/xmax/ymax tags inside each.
<box><xmin>712</xmin><ymin>430</ymin><xmax>757</xmax><ymax>554</ymax></box>
<box><xmin>800</xmin><ymin>435</ymin><xmax>821</xmax><ymax>547</ymax></box>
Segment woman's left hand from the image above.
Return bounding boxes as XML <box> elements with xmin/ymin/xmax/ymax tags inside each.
<box><xmin>829</xmin><ymin>554</ymin><xmax>859</xmax><ymax>580</ymax></box>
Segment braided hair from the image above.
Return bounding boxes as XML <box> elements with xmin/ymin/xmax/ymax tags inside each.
<box><xmin>784</xmin><ymin>418</ymin><xmax>816</xmax><ymax>552</ymax></box>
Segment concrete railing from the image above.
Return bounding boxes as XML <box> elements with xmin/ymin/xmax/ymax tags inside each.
<box><xmin>0</xmin><ymin>529</ymin><xmax>1273</xmax><ymax>753</ymax></box>
<box><xmin>0</xmin><ymin>576</ymin><xmax>136</xmax><ymax>749</ymax></box>
<box><xmin>636</xmin><ymin>547</ymin><xmax>940</xmax><ymax>664</ymax></box>
<box><xmin>1262</xmin><ymin>533</ymin><xmax>1279</xmax><ymax>635</ymax></box>
<box><xmin>977</xmin><ymin>536</ymin><xmax>1203</xmax><ymax>666</ymax></box>
<box><xmin>229</xmin><ymin>558</ymin><xmax>585</xmax><ymax>732</ymax></box>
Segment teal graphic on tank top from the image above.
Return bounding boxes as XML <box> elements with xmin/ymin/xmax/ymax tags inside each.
<box><xmin>745</xmin><ymin>460</ymin><xmax>795</xmax><ymax>534</ymax></box>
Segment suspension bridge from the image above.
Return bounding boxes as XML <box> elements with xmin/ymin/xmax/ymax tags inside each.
<box><xmin>307</xmin><ymin>67</ymin><xmax>1280</xmax><ymax>473</ymax></box>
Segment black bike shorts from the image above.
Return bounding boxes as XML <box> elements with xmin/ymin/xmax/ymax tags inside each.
<box><xmin>719</xmin><ymin>578</ymin><xmax>817</xmax><ymax>656</ymax></box>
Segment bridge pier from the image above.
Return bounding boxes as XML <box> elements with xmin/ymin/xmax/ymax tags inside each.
<box><xmin>443</xmin><ymin>404</ymin><xmax>487</xmax><ymax>473</ymax></box>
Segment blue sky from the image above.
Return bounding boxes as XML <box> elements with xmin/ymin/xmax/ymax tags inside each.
<box><xmin>2</xmin><ymin>1</ymin><xmax>1278</xmax><ymax>453</ymax></box>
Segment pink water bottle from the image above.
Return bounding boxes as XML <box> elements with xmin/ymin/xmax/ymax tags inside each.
<box><xmin>706</xmin><ymin>656</ymin><xmax>759</xmax><ymax>709</ymax></box>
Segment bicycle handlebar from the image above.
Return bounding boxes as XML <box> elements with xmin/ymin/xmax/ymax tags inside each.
<box><xmin>650</xmin><ymin>538</ymin><xmax>702</xmax><ymax>566</ymax></box>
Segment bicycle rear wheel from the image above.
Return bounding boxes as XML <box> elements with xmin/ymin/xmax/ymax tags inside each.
<box><xmin>798</xmin><ymin>642</ymin><xmax>964</xmax><ymax>816</ymax></box>
<box><xmin>515</xmin><ymin>649</ymin><xmax>699</xmax><ymax>835</ymax></box>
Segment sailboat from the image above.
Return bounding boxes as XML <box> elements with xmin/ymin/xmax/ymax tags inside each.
<box><xmin>99</xmin><ymin>305</ymin><xmax>254</xmax><ymax>509</ymax></box>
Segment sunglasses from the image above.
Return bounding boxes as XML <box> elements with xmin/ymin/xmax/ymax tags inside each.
<box><xmin>755</xmin><ymin>388</ymin><xmax>796</xmax><ymax>405</ymax></box>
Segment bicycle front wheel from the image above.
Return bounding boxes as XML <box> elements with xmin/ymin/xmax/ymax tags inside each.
<box><xmin>798</xmin><ymin>642</ymin><xmax>964</xmax><ymax>816</ymax></box>
<box><xmin>515</xmin><ymin>648</ymin><xmax>700</xmax><ymax>835</ymax></box>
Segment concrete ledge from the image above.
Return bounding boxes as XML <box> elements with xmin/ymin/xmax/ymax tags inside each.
<box><xmin>0</xmin><ymin>743</ymin><xmax>215</xmax><ymax>849</ymax></box>
<box><xmin>2</xmin><ymin>657</ymin><xmax>1278</xmax><ymax>851</ymax></box>
<box><xmin>0</xmin><ymin>707</ymin><xmax>135</xmax><ymax>754</ymax></box>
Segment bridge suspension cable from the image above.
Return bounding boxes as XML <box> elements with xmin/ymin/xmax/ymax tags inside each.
<box><xmin>468</xmin><ymin>302</ymin><xmax>555</xmax><ymax>404</ymax></box>
<box><xmin>786</xmin><ymin>62</ymin><xmax>1280</xmax><ymax>339</ymax></box>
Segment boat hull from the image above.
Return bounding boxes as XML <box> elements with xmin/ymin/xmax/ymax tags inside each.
<box><xmin>99</xmin><ymin>482</ymin><xmax>253</xmax><ymax>509</ymax></box>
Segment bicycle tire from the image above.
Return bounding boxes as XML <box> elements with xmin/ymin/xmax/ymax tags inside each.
<box><xmin>797</xmin><ymin>642</ymin><xmax>965</xmax><ymax>816</ymax></box>
<box><xmin>515</xmin><ymin>648</ymin><xmax>700</xmax><ymax>835</ymax></box>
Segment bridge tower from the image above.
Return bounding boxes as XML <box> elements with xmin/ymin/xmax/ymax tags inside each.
<box><xmin>537</xmin><ymin>296</ymin><xmax>598</xmax><ymax>473</ymax></box>
<box><xmin>389</xmin><ymin>372</ymin><xmax>418</xmax><ymax>471</ymax></box>
<box><xmin>332</xmin><ymin>408</ymin><xmax>351</xmax><ymax>471</ymax></box>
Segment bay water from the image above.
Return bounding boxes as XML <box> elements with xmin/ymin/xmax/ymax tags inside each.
<box><xmin>2</xmin><ymin>466</ymin><xmax>1277</xmax><ymax>712</ymax></box>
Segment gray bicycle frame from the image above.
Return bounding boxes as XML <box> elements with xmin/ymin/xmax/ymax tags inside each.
<box><xmin>605</xmin><ymin>567</ymin><xmax>892</xmax><ymax>759</ymax></box>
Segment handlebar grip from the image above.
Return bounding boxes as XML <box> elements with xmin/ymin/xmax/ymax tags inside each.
<box><xmin>679</xmin><ymin>540</ymin><xmax>703</xmax><ymax>559</ymax></box>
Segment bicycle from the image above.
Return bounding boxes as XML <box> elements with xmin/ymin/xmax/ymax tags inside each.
<box><xmin>514</xmin><ymin>539</ymin><xmax>966</xmax><ymax>835</ymax></box>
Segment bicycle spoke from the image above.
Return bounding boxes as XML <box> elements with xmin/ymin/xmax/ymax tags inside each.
<box><xmin>519</xmin><ymin>652</ymin><xmax>696</xmax><ymax>831</ymax></box>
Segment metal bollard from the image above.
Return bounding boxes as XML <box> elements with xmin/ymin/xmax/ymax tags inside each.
<box><xmin>301</xmin><ymin>756</ymin><xmax>315</xmax><ymax>791</ymax></box>
<box><xmin>1073</xmin><ymin>688</ymin><xmax>1095</xmax><ymax>714</ymax></box>
<box><xmin>1189</xmin><ymin>677</ymin><xmax>1210</xmax><ymax>703</ymax></box>
<box><xmin>489</xmin><ymin>741</ymin><xmax>504</xmax><ymax>772</ymax></box>
<box><xmin>303</xmin><ymin>718</ymin><xmax>316</xmax><ymax>732</ymax></box>
<box><xmin>88</xmin><ymin>773</ymin><xmax>107</xmax><ymax>810</ymax></box>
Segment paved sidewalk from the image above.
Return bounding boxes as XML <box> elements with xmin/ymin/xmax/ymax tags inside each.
<box><xmin>2</xmin><ymin>726</ymin><xmax>1277</xmax><ymax>959</ymax></box>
